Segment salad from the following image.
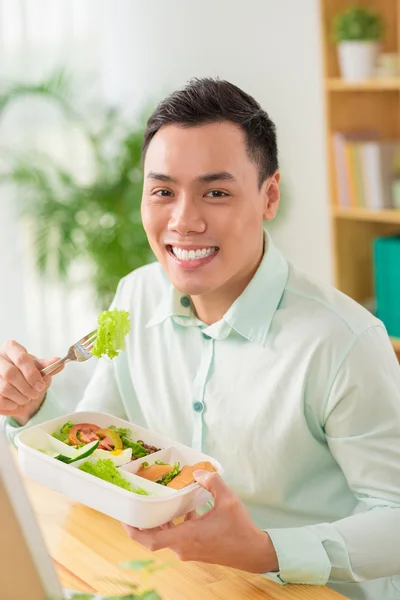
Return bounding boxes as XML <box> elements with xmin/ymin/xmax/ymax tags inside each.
<box><xmin>50</xmin><ymin>421</ymin><xmax>161</xmax><ymax>466</ymax></box>
<box><xmin>137</xmin><ymin>460</ymin><xmax>216</xmax><ymax>490</ymax></box>
<box><xmin>43</xmin><ymin>420</ymin><xmax>163</xmax><ymax>496</ymax></box>
<box><xmin>78</xmin><ymin>459</ymin><xmax>148</xmax><ymax>496</ymax></box>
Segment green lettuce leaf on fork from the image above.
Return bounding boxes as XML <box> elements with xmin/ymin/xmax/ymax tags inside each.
<box><xmin>92</xmin><ymin>309</ymin><xmax>131</xmax><ymax>359</ymax></box>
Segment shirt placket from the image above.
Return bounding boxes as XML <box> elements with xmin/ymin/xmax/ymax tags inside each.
<box><xmin>191</xmin><ymin>333</ymin><xmax>214</xmax><ymax>451</ymax></box>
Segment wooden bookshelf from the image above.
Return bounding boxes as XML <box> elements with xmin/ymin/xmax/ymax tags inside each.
<box><xmin>326</xmin><ymin>77</ymin><xmax>400</xmax><ymax>90</ymax></box>
<box><xmin>320</xmin><ymin>0</ymin><xmax>400</xmax><ymax>359</ymax></box>
<box><xmin>333</xmin><ymin>206</ymin><xmax>400</xmax><ymax>223</ymax></box>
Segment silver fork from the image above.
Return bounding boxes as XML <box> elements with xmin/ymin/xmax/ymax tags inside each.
<box><xmin>40</xmin><ymin>329</ymin><xmax>97</xmax><ymax>376</ymax></box>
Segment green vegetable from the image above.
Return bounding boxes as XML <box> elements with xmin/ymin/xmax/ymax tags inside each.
<box><xmin>121</xmin><ymin>436</ymin><xmax>149</xmax><ymax>458</ymax></box>
<box><xmin>51</xmin><ymin>420</ymin><xmax>75</xmax><ymax>443</ymax></box>
<box><xmin>160</xmin><ymin>463</ymin><xmax>180</xmax><ymax>486</ymax></box>
<box><xmin>78</xmin><ymin>459</ymin><xmax>148</xmax><ymax>495</ymax></box>
<box><xmin>141</xmin><ymin>461</ymin><xmax>149</xmax><ymax>468</ymax></box>
<box><xmin>333</xmin><ymin>6</ymin><xmax>383</xmax><ymax>42</ymax></box>
<box><xmin>154</xmin><ymin>460</ymin><xmax>167</xmax><ymax>465</ymax></box>
<box><xmin>108</xmin><ymin>424</ymin><xmax>132</xmax><ymax>439</ymax></box>
<box><xmin>57</xmin><ymin>440</ymin><xmax>100</xmax><ymax>464</ymax></box>
<box><xmin>92</xmin><ymin>308</ymin><xmax>131</xmax><ymax>359</ymax></box>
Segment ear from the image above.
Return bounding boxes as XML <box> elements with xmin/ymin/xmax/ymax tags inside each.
<box><xmin>262</xmin><ymin>171</ymin><xmax>280</xmax><ymax>221</ymax></box>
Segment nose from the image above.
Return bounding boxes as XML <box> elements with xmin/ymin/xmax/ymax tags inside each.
<box><xmin>168</xmin><ymin>195</ymin><xmax>206</xmax><ymax>235</ymax></box>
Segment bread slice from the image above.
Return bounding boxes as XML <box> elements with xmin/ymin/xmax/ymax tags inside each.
<box><xmin>166</xmin><ymin>461</ymin><xmax>216</xmax><ymax>490</ymax></box>
<box><xmin>137</xmin><ymin>463</ymin><xmax>174</xmax><ymax>482</ymax></box>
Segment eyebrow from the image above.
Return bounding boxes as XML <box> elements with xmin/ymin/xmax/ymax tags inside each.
<box><xmin>147</xmin><ymin>171</ymin><xmax>237</xmax><ymax>184</ymax></box>
<box><xmin>147</xmin><ymin>172</ymin><xmax>177</xmax><ymax>183</ymax></box>
<box><xmin>197</xmin><ymin>171</ymin><xmax>236</xmax><ymax>183</ymax></box>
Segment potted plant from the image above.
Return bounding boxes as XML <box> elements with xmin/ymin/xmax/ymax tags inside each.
<box><xmin>333</xmin><ymin>5</ymin><xmax>384</xmax><ymax>81</ymax></box>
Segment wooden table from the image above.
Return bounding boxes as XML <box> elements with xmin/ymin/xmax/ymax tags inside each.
<box><xmin>25</xmin><ymin>476</ymin><xmax>345</xmax><ymax>600</ymax></box>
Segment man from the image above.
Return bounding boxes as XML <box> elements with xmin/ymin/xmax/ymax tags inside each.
<box><xmin>1</xmin><ymin>78</ymin><xmax>400</xmax><ymax>600</ymax></box>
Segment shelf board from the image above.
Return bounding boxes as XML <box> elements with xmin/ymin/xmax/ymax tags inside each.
<box><xmin>391</xmin><ymin>338</ymin><xmax>400</xmax><ymax>352</ymax></box>
<box><xmin>333</xmin><ymin>206</ymin><xmax>400</xmax><ymax>224</ymax></box>
<box><xmin>326</xmin><ymin>77</ymin><xmax>400</xmax><ymax>91</ymax></box>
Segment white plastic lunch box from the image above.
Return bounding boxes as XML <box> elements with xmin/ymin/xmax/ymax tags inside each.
<box><xmin>15</xmin><ymin>411</ymin><xmax>223</xmax><ymax>529</ymax></box>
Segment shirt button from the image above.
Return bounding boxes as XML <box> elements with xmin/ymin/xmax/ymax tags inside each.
<box><xmin>202</xmin><ymin>333</ymin><xmax>211</xmax><ymax>340</ymax></box>
<box><xmin>180</xmin><ymin>296</ymin><xmax>190</xmax><ymax>308</ymax></box>
<box><xmin>193</xmin><ymin>401</ymin><xmax>204</xmax><ymax>413</ymax></box>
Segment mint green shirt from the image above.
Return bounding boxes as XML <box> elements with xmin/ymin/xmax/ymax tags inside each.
<box><xmin>5</xmin><ymin>234</ymin><xmax>400</xmax><ymax>600</ymax></box>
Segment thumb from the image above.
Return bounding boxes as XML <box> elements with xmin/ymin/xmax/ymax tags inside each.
<box><xmin>33</xmin><ymin>356</ymin><xmax>64</xmax><ymax>380</ymax></box>
<box><xmin>193</xmin><ymin>470</ymin><xmax>227</xmax><ymax>501</ymax></box>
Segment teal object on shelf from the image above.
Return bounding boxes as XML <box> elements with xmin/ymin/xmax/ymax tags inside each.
<box><xmin>374</xmin><ymin>236</ymin><xmax>400</xmax><ymax>338</ymax></box>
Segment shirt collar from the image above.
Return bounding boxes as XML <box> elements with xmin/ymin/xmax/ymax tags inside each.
<box><xmin>146</xmin><ymin>231</ymin><xmax>289</xmax><ymax>347</ymax></box>
<box><xmin>222</xmin><ymin>233</ymin><xmax>289</xmax><ymax>346</ymax></box>
<box><xmin>146</xmin><ymin>280</ymin><xmax>195</xmax><ymax>328</ymax></box>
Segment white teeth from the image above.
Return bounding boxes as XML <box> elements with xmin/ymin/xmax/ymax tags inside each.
<box><xmin>171</xmin><ymin>246</ymin><xmax>217</xmax><ymax>261</ymax></box>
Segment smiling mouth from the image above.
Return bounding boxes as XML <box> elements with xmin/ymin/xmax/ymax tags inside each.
<box><xmin>166</xmin><ymin>244</ymin><xmax>220</xmax><ymax>266</ymax></box>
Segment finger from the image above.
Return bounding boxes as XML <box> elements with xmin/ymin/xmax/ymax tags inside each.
<box><xmin>34</xmin><ymin>356</ymin><xmax>64</xmax><ymax>378</ymax></box>
<box><xmin>0</xmin><ymin>377</ymin><xmax>31</xmax><ymax>406</ymax></box>
<box><xmin>122</xmin><ymin>522</ymin><xmax>183</xmax><ymax>551</ymax></box>
<box><xmin>160</xmin><ymin>521</ymin><xmax>175</xmax><ymax>530</ymax></box>
<box><xmin>193</xmin><ymin>470</ymin><xmax>228</xmax><ymax>505</ymax></box>
<box><xmin>184</xmin><ymin>511</ymin><xmax>197</xmax><ymax>522</ymax></box>
<box><xmin>0</xmin><ymin>356</ymin><xmax>39</xmax><ymax>399</ymax></box>
<box><xmin>2</xmin><ymin>342</ymin><xmax>44</xmax><ymax>391</ymax></box>
<box><xmin>123</xmin><ymin>521</ymin><xmax>174</xmax><ymax>534</ymax></box>
<box><xmin>122</xmin><ymin>523</ymin><xmax>157</xmax><ymax>547</ymax></box>
<box><xmin>0</xmin><ymin>396</ymin><xmax>18</xmax><ymax>412</ymax></box>
<box><xmin>0</xmin><ymin>403</ymin><xmax>30</xmax><ymax>419</ymax></box>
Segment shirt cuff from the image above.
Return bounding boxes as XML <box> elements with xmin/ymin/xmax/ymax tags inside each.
<box><xmin>264</xmin><ymin>526</ymin><xmax>332</xmax><ymax>585</ymax></box>
<box><xmin>3</xmin><ymin>389</ymin><xmax>66</xmax><ymax>446</ymax></box>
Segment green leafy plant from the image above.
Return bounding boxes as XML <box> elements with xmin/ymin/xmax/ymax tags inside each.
<box><xmin>66</xmin><ymin>559</ymin><xmax>170</xmax><ymax>600</ymax></box>
<box><xmin>0</xmin><ymin>69</ymin><xmax>154</xmax><ymax>308</ymax></box>
<box><xmin>333</xmin><ymin>6</ymin><xmax>384</xmax><ymax>42</ymax></box>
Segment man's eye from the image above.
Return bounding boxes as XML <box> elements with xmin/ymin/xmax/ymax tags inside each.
<box><xmin>154</xmin><ymin>189</ymin><xmax>173</xmax><ymax>197</ymax></box>
<box><xmin>205</xmin><ymin>190</ymin><xmax>228</xmax><ymax>198</ymax></box>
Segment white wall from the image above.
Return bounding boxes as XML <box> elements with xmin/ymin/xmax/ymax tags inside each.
<box><xmin>100</xmin><ymin>0</ymin><xmax>333</xmax><ymax>284</ymax></box>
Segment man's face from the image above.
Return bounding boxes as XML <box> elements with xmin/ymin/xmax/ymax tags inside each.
<box><xmin>141</xmin><ymin>121</ymin><xmax>280</xmax><ymax>298</ymax></box>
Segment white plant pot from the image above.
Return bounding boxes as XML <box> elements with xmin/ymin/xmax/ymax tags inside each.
<box><xmin>337</xmin><ymin>41</ymin><xmax>379</xmax><ymax>81</ymax></box>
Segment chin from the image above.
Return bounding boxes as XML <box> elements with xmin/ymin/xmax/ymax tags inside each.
<box><xmin>173</xmin><ymin>281</ymin><xmax>211</xmax><ymax>297</ymax></box>
<box><xmin>169</xmin><ymin>274</ymin><xmax>215</xmax><ymax>297</ymax></box>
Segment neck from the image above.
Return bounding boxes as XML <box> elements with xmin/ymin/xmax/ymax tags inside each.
<box><xmin>191</xmin><ymin>245</ymin><xmax>264</xmax><ymax>325</ymax></box>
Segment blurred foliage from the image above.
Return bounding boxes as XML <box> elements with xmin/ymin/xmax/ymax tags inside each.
<box><xmin>66</xmin><ymin>558</ymin><xmax>169</xmax><ymax>599</ymax></box>
<box><xmin>0</xmin><ymin>69</ymin><xmax>154</xmax><ymax>308</ymax></box>
<box><xmin>333</xmin><ymin>6</ymin><xmax>384</xmax><ymax>42</ymax></box>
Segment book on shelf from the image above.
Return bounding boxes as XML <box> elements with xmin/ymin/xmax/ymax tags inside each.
<box><xmin>332</xmin><ymin>131</ymin><xmax>400</xmax><ymax>210</ymax></box>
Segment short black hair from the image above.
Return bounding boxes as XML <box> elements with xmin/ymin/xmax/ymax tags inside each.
<box><xmin>142</xmin><ymin>77</ymin><xmax>278</xmax><ymax>188</ymax></box>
